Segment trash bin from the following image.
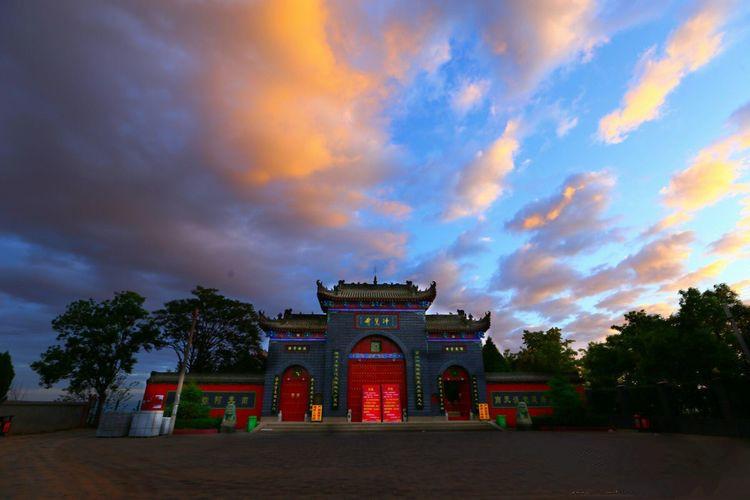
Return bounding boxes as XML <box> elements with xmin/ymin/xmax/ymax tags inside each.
<box><xmin>495</xmin><ymin>415</ymin><xmax>507</xmax><ymax>428</ymax></box>
<box><xmin>0</xmin><ymin>415</ymin><xmax>13</xmax><ymax>436</ymax></box>
<box><xmin>247</xmin><ymin>416</ymin><xmax>258</xmax><ymax>431</ymax></box>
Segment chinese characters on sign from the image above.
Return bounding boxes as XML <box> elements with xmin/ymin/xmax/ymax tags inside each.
<box><xmin>490</xmin><ymin>391</ymin><xmax>551</xmax><ymax>408</ymax></box>
<box><xmin>331</xmin><ymin>350</ymin><xmax>340</xmax><ymax>410</ymax></box>
<box><xmin>166</xmin><ymin>391</ymin><xmax>256</xmax><ymax>409</ymax></box>
<box><xmin>362</xmin><ymin>384</ymin><xmax>381</xmax><ymax>422</ymax></box>
<box><xmin>478</xmin><ymin>403</ymin><xmax>490</xmax><ymax>421</ymax></box>
<box><xmin>311</xmin><ymin>404</ymin><xmax>323</xmax><ymax>422</ymax></box>
<box><xmin>382</xmin><ymin>384</ymin><xmax>401</xmax><ymax>422</ymax></box>
<box><xmin>356</xmin><ymin>314</ymin><xmax>397</xmax><ymax>329</ymax></box>
<box><xmin>414</xmin><ymin>350</ymin><xmax>423</xmax><ymax>410</ymax></box>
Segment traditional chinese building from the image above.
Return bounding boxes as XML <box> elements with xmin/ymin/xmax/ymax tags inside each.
<box><xmin>258</xmin><ymin>279</ymin><xmax>491</xmax><ymax>422</ymax></box>
<box><xmin>139</xmin><ymin>279</ymin><xmax>584</xmax><ymax>428</ymax></box>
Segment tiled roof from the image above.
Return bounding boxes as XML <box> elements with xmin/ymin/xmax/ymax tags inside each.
<box><xmin>485</xmin><ymin>372</ymin><xmax>582</xmax><ymax>383</ymax></box>
<box><xmin>426</xmin><ymin>310</ymin><xmax>491</xmax><ymax>332</ymax></box>
<box><xmin>258</xmin><ymin>309</ymin><xmax>327</xmax><ymax>331</ymax></box>
<box><xmin>147</xmin><ymin>371</ymin><xmax>266</xmax><ymax>385</ymax></box>
<box><xmin>316</xmin><ymin>279</ymin><xmax>436</xmax><ymax>308</ymax></box>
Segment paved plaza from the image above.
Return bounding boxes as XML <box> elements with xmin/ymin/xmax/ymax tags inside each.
<box><xmin>2</xmin><ymin>429</ymin><xmax>749</xmax><ymax>498</ymax></box>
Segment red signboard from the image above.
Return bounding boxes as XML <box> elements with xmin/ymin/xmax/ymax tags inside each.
<box><xmin>382</xmin><ymin>384</ymin><xmax>401</xmax><ymax>422</ymax></box>
<box><xmin>362</xmin><ymin>384</ymin><xmax>381</xmax><ymax>422</ymax></box>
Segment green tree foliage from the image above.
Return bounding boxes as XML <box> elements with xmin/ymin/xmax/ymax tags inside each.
<box><xmin>547</xmin><ymin>376</ymin><xmax>585</xmax><ymax>425</ymax></box>
<box><xmin>581</xmin><ymin>284</ymin><xmax>749</xmax><ymax>415</ymax></box>
<box><xmin>515</xmin><ymin>328</ymin><xmax>578</xmax><ymax>374</ymax></box>
<box><xmin>153</xmin><ymin>286</ymin><xmax>264</xmax><ymax>373</ymax></box>
<box><xmin>0</xmin><ymin>351</ymin><xmax>14</xmax><ymax>403</ymax></box>
<box><xmin>175</xmin><ymin>382</ymin><xmax>210</xmax><ymax>420</ymax></box>
<box><xmin>31</xmin><ymin>291</ymin><xmax>159</xmax><ymax>423</ymax></box>
<box><xmin>482</xmin><ymin>337</ymin><xmax>510</xmax><ymax>372</ymax></box>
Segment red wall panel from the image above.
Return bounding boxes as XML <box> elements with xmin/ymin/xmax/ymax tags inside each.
<box><xmin>141</xmin><ymin>382</ymin><xmax>264</xmax><ymax>429</ymax></box>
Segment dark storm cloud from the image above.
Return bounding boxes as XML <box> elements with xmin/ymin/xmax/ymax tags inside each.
<box><xmin>0</xmin><ymin>1</ymin><xmax>415</xmax><ymax>391</ymax></box>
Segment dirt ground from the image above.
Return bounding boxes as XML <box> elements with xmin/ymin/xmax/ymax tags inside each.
<box><xmin>1</xmin><ymin>428</ymin><xmax>749</xmax><ymax>498</ymax></box>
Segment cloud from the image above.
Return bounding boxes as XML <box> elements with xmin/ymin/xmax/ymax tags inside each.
<box><xmin>444</xmin><ymin>119</ymin><xmax>521</xmax><ymax>220</ymax></box>
<box><xmin>480</xmin><ymin>0</ymin><xmax>608</xmax><ymax>94</ymax></box>
<box><xmin>660</xmin><ymin>259</ymin><xmax>728</xmax><ymax>292</ymax></box>
<box><xmin>598</xmin><ymin>1</ymin><xmax>728</xmax><ymax>143</ymax></box>
<box><xmin>576</xmin><ymin>231</ymin><xmax>695</xmax><ymax>297</ymax></box>
<box><xmin>506</xmin><ymin>171</ymin><xmax>620</xmax><ymax>255</ymax></box>
<box><xmin>491</xmin><ymin>245</ymin><xmax>578</xmax><ymax>307</ymax></box>
<box><xmin>709</xmin><ymin>228</ymin><xmax>750</xmax><ymax>256</ymax></box>
<box><xmin>447</xmin><ymin>224</ymin><xmax>493</xmax><ymax>259</ymax></box>
<box><xmin>641</xmin><ymin>212</ymin><xmax>693</xmax><ymax>237</ymax></box>
<box><xmin>2</xmin><ymin>0</ymin><xmax>478</xmax><ymax>390</ymax></box>
<box><xmin>556</xmin><ymin>115</ymin><xmax>579</xmax><ymax>137</ymax></box>
<box><xmin>595</xmin><ymin>287</ymin><xmax>646</xmax><ymax>313</ymax></box>
<box><xmin>661</xmin><ymin>139</ymin><xmax>747</xmax><ymax>212</ymax></box>
<box><xmin>654</xmin><ymin>100</ymin><xmax>750</xmax><ymax>254</ymax></box>
<box><xmin>625</xmin><ymin>231</ymin><xmax>695</xmax><ymax>283</ymax></box>
<box><xmin>637</xmin><ymin>301</ymin><xmax>676</xmax><ymax>317</ymax></box>
<box><xmin>451</xmin><ymin>79</ymin><xmax>490</xmax><ymax>114</ymax></box>
<box><xmin>564</xmin><ymin>311</ymin><xmax>619</xmax><ymax>345</ymax></box>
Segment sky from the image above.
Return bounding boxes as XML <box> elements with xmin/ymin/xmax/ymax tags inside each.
<box><xmin>1</xmin><ymin>0</ymin><xmax>749</xmax><ymax>400</ymax></box>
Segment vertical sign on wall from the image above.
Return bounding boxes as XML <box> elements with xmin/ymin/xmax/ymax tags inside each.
<box><xmin>308</xmin><ymin>376</ymin><xmax>315</xmax><ymax>413</ymax></box>
<box><xmin>471</xmin><ymin>375</ymin><xmax>480</xmax><ymax>413</ymax></box>
<box><xmin>362</xmin><ymin>384</ymin><xmax>381</xmax><ymax>422</ymax></box>
<box><xmin>331</xmin><ymin>350</ymin><xmax>340</xmax><ymax>410</ymax></box>
<box><xmin>271</xmin><ymin>375</ymin><xmax>280</xmax><ymax>414</ymax></box>
<box><xmin>414</xmin><ymin>350</ymin><xmax>423</xmax><ymax>410</ymax></box>
<box><xmin>436</xmin><ymin>376</ymin><xmax>445</xmax><ymax>413</ymax></box>
<box><xmin>382</xmin><ymin>384</ymin><xmax>401</xmax><ymax>422</ymax></box>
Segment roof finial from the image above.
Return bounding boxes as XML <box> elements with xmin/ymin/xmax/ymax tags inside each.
<box><xmin>373</xmin><ymin>266</ymin><xmax>378</xmax><ymax>285</ymax></box>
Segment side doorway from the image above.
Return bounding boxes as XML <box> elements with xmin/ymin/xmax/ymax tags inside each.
<box><xmin>279</xmin><ymin>365</ymin><xmax>310</xmax><ymax>421</ymax></box>
<box><xmin>442</xmin><ymin>366</ymin><xmax>471</xmax><ymax>420</ymax></box>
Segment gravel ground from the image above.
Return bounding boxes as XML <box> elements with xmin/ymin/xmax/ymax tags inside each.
<box><xmin>1</xmin><ymin>429</ymin><xmax>749</xmax><ymax>498</ymax></box>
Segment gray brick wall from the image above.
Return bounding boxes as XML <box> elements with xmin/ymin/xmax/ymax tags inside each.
<box><xmin>263</xmin><ymin>309</ymin><xmax>487</xmax><ymax>418</ymax></box>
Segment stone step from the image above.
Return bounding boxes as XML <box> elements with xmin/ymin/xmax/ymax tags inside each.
<box><xmin>255</xmin><ymin>420</ymin><xmax>499</xmax><ymax>432</ymax></box>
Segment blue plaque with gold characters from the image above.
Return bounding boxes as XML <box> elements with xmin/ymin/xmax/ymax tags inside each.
<box><xmin>355</xmin><ymin>314</ymin><xmax>398</xmax><ymax>329</ymax></box>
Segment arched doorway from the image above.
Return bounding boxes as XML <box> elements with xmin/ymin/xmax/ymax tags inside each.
<box><xmin>442</xmin><ymin>366</ymin><xmax>471</xmax><ymax>420</ymax></box>
<box><xmin>347</xmin><ymin>335</ymin><xmax>406</xmax><ymax>422</ymax></box>
<box><xmin>279</xmin><ymin>365</ymin><xmax>310</xmax><ymax>421</ymax></box>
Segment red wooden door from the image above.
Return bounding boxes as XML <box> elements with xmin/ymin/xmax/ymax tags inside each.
<box><xmin>347</xmin><ymin>336</ymin><xmax>405</xmax><ymax>422</ymax></box>
<box><xmin>279</xmin><ymin>366</ymin><xmax>309</xmax><ymax>422</ymax></box>
<box><xmin>442</xmin><ymin>366</ymin><xmax>471</xmax><ymax>420</ymax></box>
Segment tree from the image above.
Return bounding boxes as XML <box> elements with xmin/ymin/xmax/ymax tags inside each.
<box><xmin>482</xmin><ymin>337</ymin><xmax>510</xmax><ymax>372</ymax></box>
<box><xmin>548</xmin><ymin>375</ymin><xmax>585</xmax><ymax>425</ymax></box>
<box><xmin>675</xmin><ymin>284</ymin><xmax>749</xmax><ymax>367</ymax></box>
<box><xmin>581</xmin><ymin>284</ymin><xmax>749</xmax><ymax>416</ymax></box>
<box><xmin>153</xmin><ymin>286</ymin><xmax>264</xmax><ymax>373</ymax></box>
<box><xmin>1</xmin><ymin>351</ymin><xmax>14</xmax><ymax>403</ymax></box>
<box><xmin>515</xmin><ymin>328</ymin><xmax>578</xmax><ymax>374</ymax></box>
<box><xmin>31</xmin><ymin>291</ymin><xmax>159</xmax><ymax>423</ymax></box>
<box><xmin>105</xmin><ymin>374</ymin><xmax>139</xmax><ymax>412</ymax></box>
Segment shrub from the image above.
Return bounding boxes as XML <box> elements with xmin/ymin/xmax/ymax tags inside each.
<box><xmin>548</xmin><ymin>376</ymin><xmax>585</xmax><ymax>426</ymax></box>
<box><xmin>175</xmin><ymin>382</ymin><xmax>210</xmax><ymax>420</ymax></box>
<box><xmin>173</xmin><ymin>417</ymin><xmax>221</xmax><ymax>430</ymax></box>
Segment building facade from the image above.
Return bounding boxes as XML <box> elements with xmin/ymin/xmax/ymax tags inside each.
<box><xmin>258</xmin><ymin>279</ymin><xmax>491</xmax><ymax>422</ymax></box>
